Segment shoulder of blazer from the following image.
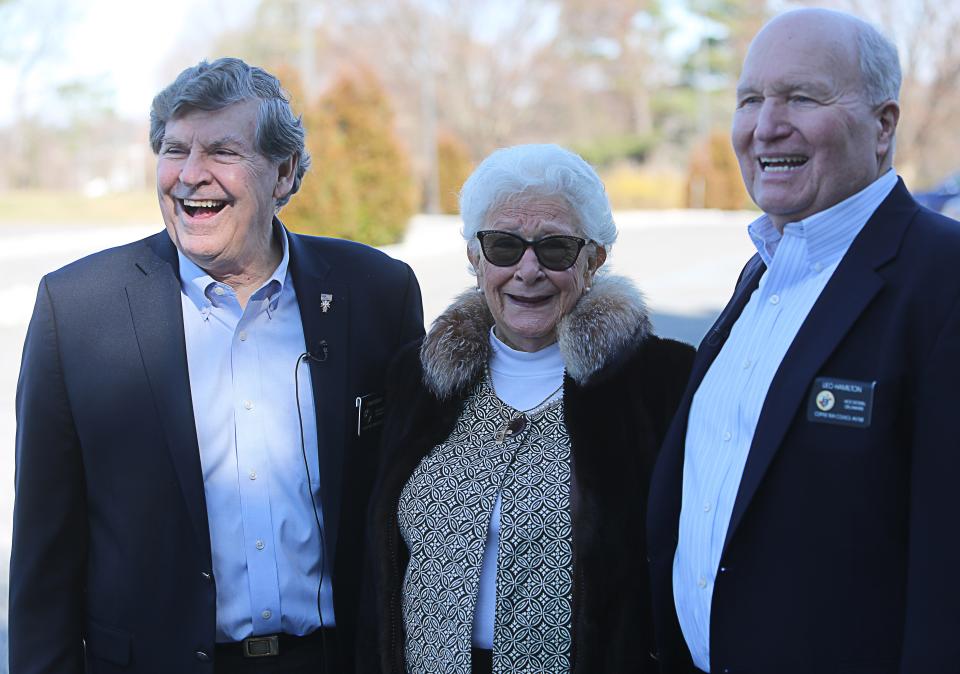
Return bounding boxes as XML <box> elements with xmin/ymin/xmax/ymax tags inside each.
<box><xmin>287</xmin><ymin>230</ymin><xmax>413</xmax><ymax>280</ymax></box>
<box><xmin>42</xmin><ymin>231</ymin><xmax>176</xmax><ymax>292</ymax></box>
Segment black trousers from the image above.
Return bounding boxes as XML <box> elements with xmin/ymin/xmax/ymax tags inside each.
<box><xmin>471</xmin><ymin>648</ymin><xmax>493</xmax><ymax>674</ymax></box>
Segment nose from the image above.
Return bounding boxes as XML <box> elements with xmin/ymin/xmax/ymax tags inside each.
<box><xmin>513</xmin><ymin>246</ymin><xmax>544</xmax><ymax>282</ymax></box>
<box><xmin>178</xmin><ymin>148</ymin><xmax>212</xmax><ymax>188</ymax></box>
<box><xmin>754</xmin><ymin>99</ymin><xmax>792</xmax><ymax>142</ymax></box>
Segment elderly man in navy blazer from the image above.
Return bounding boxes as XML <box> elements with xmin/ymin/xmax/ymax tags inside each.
<box><xmin>9</xmin><ymin>58</ymin><xmax>423</xmax><ymax>674</ymax></box>
<box><xmin>648</xmin><ymin>8</ymin><xmax>960</xmax><ymax>674</ymax></box>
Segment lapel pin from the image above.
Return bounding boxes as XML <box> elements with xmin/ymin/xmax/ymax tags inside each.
<box><xmin>320</xmin><ymin>293</ymin><xmax>333</xmax><ymax>313</ymax></box>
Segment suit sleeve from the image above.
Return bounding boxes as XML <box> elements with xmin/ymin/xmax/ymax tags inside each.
<box><xmin>397</xmin><ymin>262</ymin><xmax>425</xmax><ymax>345</ymax></box>
<box><xmin>9</xmin><ymin>277</ymin><xmax>87</xmax><ymax>674</ymax></box>
<box><xmin>900</xmin><ymin>292</ymin><xmax>960</xmax><ymax>671</ymax></box>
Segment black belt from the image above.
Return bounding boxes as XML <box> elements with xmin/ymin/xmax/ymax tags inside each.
<box><xmin>215</xmin><ymin>628</ymin><xmax>335</xmax><ymax>659</ymax></box>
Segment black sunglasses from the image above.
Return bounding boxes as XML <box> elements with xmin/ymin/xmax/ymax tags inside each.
<box><xmin>476</xmin><ymin>230</ymin><xmax>588</xmax><ymax>271</ymax></box>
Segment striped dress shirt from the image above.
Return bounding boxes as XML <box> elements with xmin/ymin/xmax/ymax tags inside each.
<box><xmin>672</xmin><ymin>170</ymin><xmax>897</xmax><ymax>672</ymax></box>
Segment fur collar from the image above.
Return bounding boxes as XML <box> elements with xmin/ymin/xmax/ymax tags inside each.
<box><xmin>420</xmin><ymin>273</ymin><xmax>651</xmax><ymax>398</ymax></box>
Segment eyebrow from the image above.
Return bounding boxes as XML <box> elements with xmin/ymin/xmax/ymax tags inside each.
<box><xmin>160</xmin><ymin>134</ymin><xmax>248</xmax><ymax>150</ymax></box>
<box><xmin>736</xmin><ymin>80</ymin><xmax>832</xmax><ymax>98</ymax></box>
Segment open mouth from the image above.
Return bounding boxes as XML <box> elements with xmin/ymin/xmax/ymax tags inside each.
<box><xmin>180</xmin><ymin>198</ymin><xmax>228</xmax><ymax>218</ymax></box>
<box><xmin>507</xmin><ymin>293</ymin><xmax>552</xmax><ymax>306</ymax></box>
<box><xmin>759</xmin><ymin>155</ymin><xmax>808</xmax><ymax>172</ymax></box>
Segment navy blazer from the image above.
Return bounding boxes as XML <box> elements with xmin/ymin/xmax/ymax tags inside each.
<box><xmin>648</xmin><ymin>180</ymin><xmax>960</xmax><ymax>674</ymax></box>
<box><xmin>9</xmin><ymin>228</ymin><xmax>424</xmax><ymax>674</ymax></box>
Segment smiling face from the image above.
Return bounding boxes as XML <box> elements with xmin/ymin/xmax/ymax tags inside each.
<box><xmin>156</xmin><ymin>99</ymin><xmax>295</xmax><ymax>280</ymax></box>
<box><xmin>470</xmin><ymin>196</ymin><xmax>605</xmax><ymax>352</ymax></box>
<box><xmin>732</xmin><ymin>11</ymin><xmax>898</xmax><ymax>230</ymax></box>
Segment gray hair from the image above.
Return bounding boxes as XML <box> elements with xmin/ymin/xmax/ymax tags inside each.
<box><xmin>855</xmin><ymin>19</ymin><xmax>901</xmax><ymax>106</ymax></box>
<box><xmin>459</xmin><ymin>144</ymin><xmax>617</xmax><ymax>255</ymax></box>
<box><xmin>149</xmin><ymin>57</ymin><xmax>311</xmax><ymax>208</ymax></box>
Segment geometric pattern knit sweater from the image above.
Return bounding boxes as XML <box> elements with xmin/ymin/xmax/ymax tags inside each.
<box><xmin>398</xmin><ymin>373</ymin><xmax>573</xmax><ymax>674</ymax></box>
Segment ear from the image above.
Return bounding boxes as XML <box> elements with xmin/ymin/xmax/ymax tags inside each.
<box><xmin>273</xmin><ymin>153</ymin><xmax>298</xmax><ymax>200</ymax></box>
<box><xmin>585</xmin><ymin>245</ymin><xmax>607</xmax><ymax>284</ymax></box>
<box><xmin>875</xmin><ymin>100</ymin><xmax>900</xmax><ymax>167</ymax></box>
<box><xmin>467</xmin><ymin>244</ymin><xmax>480</xmax><ymax>276</ymax></box>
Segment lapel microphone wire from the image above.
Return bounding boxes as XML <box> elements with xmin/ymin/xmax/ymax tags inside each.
<box><xmin>295</xmin><ymin>341</ymin><xmax>330</xmax><ymax>674</ymax></box>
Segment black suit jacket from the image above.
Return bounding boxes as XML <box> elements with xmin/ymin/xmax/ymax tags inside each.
<box><xmin>648</xmin><ymin>180</ymin><xmax>960</xmax><ymax>674</ymax></box>
<box><xmin>9</xmin><ymin>228</ymin><xmax>424</xmax><ymax>673</ymax></box>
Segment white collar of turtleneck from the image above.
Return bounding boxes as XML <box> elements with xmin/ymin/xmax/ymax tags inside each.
<box><xmin>487</xmin><ymin>327</ymin><xmax>565</xmax><ymax>410</ymax></box>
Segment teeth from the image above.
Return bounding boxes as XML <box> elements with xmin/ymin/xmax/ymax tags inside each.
<box><xmin>182</xmin><ymin>199</ymin><xmax>224</xmax><ymax>208</ymax></box>
<box><xmin>760</xmin><ymin>156</ymin><xmax>807</xmax><ymax>172</ymax></box>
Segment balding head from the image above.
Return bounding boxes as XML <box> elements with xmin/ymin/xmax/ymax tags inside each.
<box><xmin>732</xmin><ymin>8</ymin><xmax>901</xmax><ymax>229</ymax></box>
<box><xmin>748</xmin><ymin>9</ymin><xmax>901</xmax><ymax>107</ymax></box>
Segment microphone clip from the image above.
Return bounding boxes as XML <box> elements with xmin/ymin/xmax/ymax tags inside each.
<box><xmin>303</xmin><ymin>340</ymin><xmax>329</xmax><ymax>363</ymax></box>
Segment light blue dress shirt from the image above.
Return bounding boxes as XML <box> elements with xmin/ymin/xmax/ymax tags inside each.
<box><xmin>673</xmin><ymin>170</ymin><xmax>897</xmax><ymax>672</ymax></box>
<box><xmin>179</xmin><ymin>229</ymin><xmax>334</xmax><ymax>642</ymax></box>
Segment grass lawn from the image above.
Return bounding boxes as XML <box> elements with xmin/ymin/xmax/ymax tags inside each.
<box><xmin>0</xmin><ymin>190</ymin><xmax>159</xmax><ymax>226</ymax></box>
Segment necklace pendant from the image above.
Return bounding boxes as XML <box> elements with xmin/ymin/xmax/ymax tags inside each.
<box><xmin>496</xmin><ymin>415</ymin><xmax>527</xmax><ymax>443</ymax></box>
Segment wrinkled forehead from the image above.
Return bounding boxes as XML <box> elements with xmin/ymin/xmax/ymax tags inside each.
<box><xmin>486</xmin><ymin>193</ymin><xmax>582</xmax><ymax>235</ymax></box>
<box><xmin>163</xmin><ymin>99</ymin><xmax>260</xmax><ymax>145</ymax></box>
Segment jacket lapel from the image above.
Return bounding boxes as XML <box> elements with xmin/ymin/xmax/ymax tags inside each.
<box><xmin>654</xmin><ymin>254</ymin><xmax>765</xmax><ymax>549</ymax></box>
<box><xmin>722</xmin><ymin>180</ymin><xmax>917</xmax><ymax>552</ymax></box>
<box><xmin>691</xmin><ymin>254</ymin><xmax>766</xmax><ymax>391</ymax></box>
<box><xmin>287</xmin><ymin>231</ymin><xmax>349</xmax><ymax>570</ymax></box>
<box><xmin>124</xmin><ymin>232</ymin><xmax>211</xmax><ymax>559</ymax></box>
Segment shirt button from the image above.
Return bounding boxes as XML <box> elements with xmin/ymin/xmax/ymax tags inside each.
<box><xmin>262</xmin><ymin>609</ymin><xmax>272</xmax><ymax>620</ymax></box>
<box><xmin>812</xmin><ymin>262</ymin><xmax>824</xmax><ymax>272</ymax></box>
<box><xmin>214</xmin><ymin>286</ymin><xmax>225</xmax><ymax>296</ymax></box>
<box><xmin>239</xmin><ymin>331</ymin><xmax>248</xmax><ymax>341</ymax></box>
<box><xmin>723</xmin><ymin>431</ymin><xmax>732</xmax><ymax>441</ymax></box>
<box><xmin>769</xmin><ymin>294</ymin><xmax>780</xmax><ymax>305</ymax></box>
<box><xmin>742</xmin><ymin>359</ymin><xmax>752</xmax><ymax>370</ymax></box>
<box><xmin>698</xmin><ymin>577</ymin><xmax>707</xmax><ymax>589</ymax></box>
<box><xmin>249</xmin><ymin>471</ymin><xmax>257</xmax><ymax>480</ymax></box>
<box><xmin>703</xmin><ymin>503</ymin><xmax>711</xmax><ymax>512</ymax></box>
<box><xmin>243</xmin><ymin>400</ymin><xmax>253</xmax><ymax>410</ymax></box>
<box><xmin>255</xmin><ymin>539</ymin><xmax>265</xmax><ymax>550</ymax></box>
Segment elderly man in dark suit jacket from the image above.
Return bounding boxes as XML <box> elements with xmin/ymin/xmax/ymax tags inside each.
<box><xmin>9</xmin><ymin>58</ymin><xmax>423</xmax><ymax>674</ymax></box>
<box><xmin>648</xmin><ymin>9</ymin><xmax>960</xmax><ymax>674</ymax></box>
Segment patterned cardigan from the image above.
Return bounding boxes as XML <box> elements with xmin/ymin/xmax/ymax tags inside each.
<box><xmin>358</xmin><ymin>275</ymin><xmax>695</xmax><ymax>674</ymax></box>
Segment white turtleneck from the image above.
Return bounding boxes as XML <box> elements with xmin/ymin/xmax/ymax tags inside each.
<box><xmin>471</xmin><ymin>328</ymin><xmax>566</xmax><ymax>648</ymax></box>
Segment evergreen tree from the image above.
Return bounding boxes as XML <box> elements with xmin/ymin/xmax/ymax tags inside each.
<box><xmin>324</xmin><ymin>67</ymin><xmax>417</xmax><ymax>246</ymax></box>
<box><xmin>436</xmin><ymin>130</ymin><xmax>473</xmax><ymax>215</ymax></box>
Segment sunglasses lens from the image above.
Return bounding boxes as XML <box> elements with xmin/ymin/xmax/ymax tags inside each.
<box><xmin>535</xmin><ymin>237</ymin><xmax>581</xmax><ymax>270</ymax></box>
<box><xmin>480</xmin><ymin>232</ymin><xmax>524</xmax><ymax>266</ymax></box>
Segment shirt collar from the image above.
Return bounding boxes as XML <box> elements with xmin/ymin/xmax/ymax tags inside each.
<box><xmin>747</xmin><ymin>169</ymin><xmax>898</xmax><ymax>269</ymax></box>
<box><xmin>177</xmin><ymin>223</ymin><xmax>291</xmax><ymax>315</ymax></box>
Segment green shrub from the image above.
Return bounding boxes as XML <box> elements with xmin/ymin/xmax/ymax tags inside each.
<box><xmin>436</xmin><ymin>130</ymin><xmax>474</xmax><ymax>214</ymax></box>
<box><xmin>572</xmin><ymin>134</ymin><xmax>659</xmax><ymax>168</ymax></box>
<box><xmin>281</xmin><ymin>67</ymin><xmax>417</xmax><ymax>246</ymax></box>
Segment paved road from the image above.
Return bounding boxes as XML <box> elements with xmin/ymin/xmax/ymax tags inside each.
<box><xmin>0</xmin><ymin>210</ymin><xmax>756</xmax><ymax>666</ymax></box>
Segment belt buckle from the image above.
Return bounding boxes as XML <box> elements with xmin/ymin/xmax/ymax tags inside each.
<box><xmin>242</xmin><ymin>635</ymin><xmax>280</xmax><ymax>658</ymax></box>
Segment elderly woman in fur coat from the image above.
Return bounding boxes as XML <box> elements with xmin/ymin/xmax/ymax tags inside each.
<box><xmin>361</xmin><ymin>144</ymin><xmax>695</xmax><ymax>674</ymax></box>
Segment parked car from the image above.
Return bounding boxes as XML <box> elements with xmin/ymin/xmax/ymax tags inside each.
<box><xmin>915</xmin><ymin>172</ymin><xmax>960</xmax><ymax>215</ymax></box>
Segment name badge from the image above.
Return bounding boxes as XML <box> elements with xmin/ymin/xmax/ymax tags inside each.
<box><xmin>806</xmin><ymin>377</ymin><xmax>876</xmax><ymax>428</ymax></box>
<box><xmin>355</xmin><ymin>393</ymin><xmax>386</xmax><ymax>437</ymax></box>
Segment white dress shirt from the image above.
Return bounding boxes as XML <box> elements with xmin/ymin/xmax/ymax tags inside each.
<box><xmin>179</xmin><ymin>229</ymin><xmax>334</xmax><ymax>642</ymax></box>
<box><xmin>673</xmin><ymin>170</ymin><xmax>897</xmax><ymax>671</ymax></box>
